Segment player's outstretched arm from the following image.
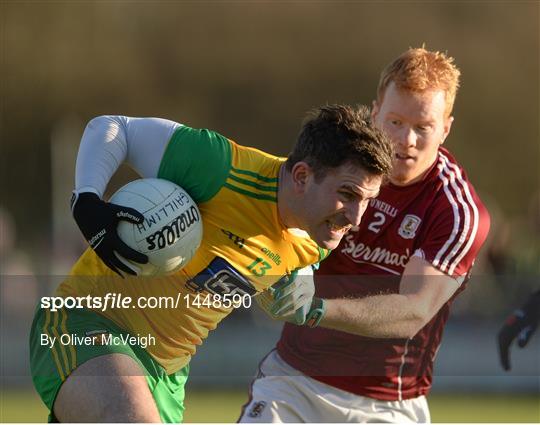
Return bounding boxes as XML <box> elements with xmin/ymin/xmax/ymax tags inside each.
<box><xmin>263</xmin><ymin>257</ymin><xmax>460</xmax><ymax>337</ymax></box>
<box><xmin>319</xmin><ymin>257</ymin><xmax>461</xmax><ymax>338</ymax></box>
<box><xmin>498</xmin><ymin>289</ymin><xmax>540</xmax><ymax>371</ymax></box>
<box><xmin>72</xmin><ymin>115</ymin><xmax>180</xmax><ymax>275</ymax></box>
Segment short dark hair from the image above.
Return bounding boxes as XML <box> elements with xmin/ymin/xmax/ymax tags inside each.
<box><xmin>286</xmin><ymin>104</ymin><xmax>393</xmax><ymax>181</ymax></box>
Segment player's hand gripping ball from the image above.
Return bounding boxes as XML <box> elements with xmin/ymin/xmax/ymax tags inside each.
<box><xmin>72</xmin><ymin>191</ymin><xmax>149</xmax><ymax>277</ymax></box>
<box><xmin>109</xmin><ymin>178</ymin><xmax>203</xmax><ymax>276</ymax></box>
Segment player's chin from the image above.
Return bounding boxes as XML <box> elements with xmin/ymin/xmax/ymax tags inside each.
<box><xmin>316</xmin><ymin>231</ymin><xmax>345</xmax><ymax>250</ymax></box>
<box><xmin>319</xmin><ymin>239</ymin><xmax>340</xmax><ymax>250</ymax></box>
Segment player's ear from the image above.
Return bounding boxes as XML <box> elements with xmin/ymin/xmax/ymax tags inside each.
<box><xmin>371</xmin><ymin>100</ymin><xmax>380</xmax><ymax>123</ymax></box>
<box><xmin>291</xmin><ymin>161</ymin><xmax>312</xmax><ymax>194</ymax></box>
<box><xmin>441</xmin><ymin>116</ymin><xmax>454</xmax><ymax>145</ymax></box>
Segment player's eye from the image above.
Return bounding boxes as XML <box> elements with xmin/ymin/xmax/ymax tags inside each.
<box><xmin>390</xmin><ymin>119</ymin><xmax>402</xmax><ymax>127</ymax></box>
<box><xmin>339</xmin><ymin>191</ymin><xmax>354</xmax><ymax>202</ymax></box>
<box><xmin>416</xmin><ymin>124</ymin><xmax>432</xmax><ymax>133</ymax></box>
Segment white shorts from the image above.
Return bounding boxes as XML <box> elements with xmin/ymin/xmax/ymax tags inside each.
<box><xmin>239</xmin><ymin>350</ymin><xmax>431</xmax><ymax>423</ymax></box>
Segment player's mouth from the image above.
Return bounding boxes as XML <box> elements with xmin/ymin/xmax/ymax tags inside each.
<box><xmin>395</xmin><ymin>153</ymin><xmax>415</xmax><ymax>162</ymax></box>
<box><xmin>325</xmin><ymin>220</ymin><xmax>352</xmax><ymax>236</ymax></box>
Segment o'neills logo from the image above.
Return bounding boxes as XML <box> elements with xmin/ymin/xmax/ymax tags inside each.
<box><xmin>341</xmin><ymin>234</ymin><xmax>410</xmax><ymax>268</ymax></box>
<box><xmin>145</xmin><ymin>206</ymin><xmax>200</xmax><ymax>250</ymax></box>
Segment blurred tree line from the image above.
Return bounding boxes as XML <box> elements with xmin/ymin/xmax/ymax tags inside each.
<box><xmin>1</xmin><ymin>2</ymin><xmax>538</xmax><ymax>278</ymax></box>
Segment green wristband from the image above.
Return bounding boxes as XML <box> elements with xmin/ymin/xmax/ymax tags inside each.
<box><xmin>305</xmin><ymin>298</ymin><xmax>326</xmax><ymax>328</ymax></box>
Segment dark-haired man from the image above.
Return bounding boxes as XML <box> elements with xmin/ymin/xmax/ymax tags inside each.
<box><xmin>30</xmin><ymin>105</ymin><xmax>393</xmax><ymax>422</ymax></box>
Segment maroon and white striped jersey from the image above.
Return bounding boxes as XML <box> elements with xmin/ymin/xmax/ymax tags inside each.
<box><xmin>277</xmin><ymin>147</ymin><xmax>491</xmax><ymax>401</ymax></box>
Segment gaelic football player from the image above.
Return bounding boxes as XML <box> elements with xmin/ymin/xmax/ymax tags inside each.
<box><xmin>498</xmin><ymin>289</ymin><xmax>540</xmax><ymax>371</ymax></box>
<box><xmin>29</xmin><ymin>105</ymin><xmax>393</xmax><ymax>422</ymax></box>
<box><xmin>241</xmin><ymin>48</ymin><xmax>491</xmax><ymax>423</ymax></box>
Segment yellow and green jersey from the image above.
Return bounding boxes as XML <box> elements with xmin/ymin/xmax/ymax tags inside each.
<box><xmin>56</xmin><ymin>126</ymin><xmax>329</xmax><ymax>374</ymax></box>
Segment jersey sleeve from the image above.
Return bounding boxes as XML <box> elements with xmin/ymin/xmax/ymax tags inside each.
<box><xmin>318</xmin><ymin>247</ymin><xmax>332</xmax><ymax>263</ymax></box>
<box><xmin>413</xmin><ymin>191</ymin><xmax>491</xmax><ymax>278</ymax></box>
<box><xmin>75</xmin><ymin>115</ymin><xmax>180</xmax><ymax>197</ymax></box>
<box><xmin>157</xmin><ymin>126</ymin><xmax>232</xmax><ymax>204</ymax></box>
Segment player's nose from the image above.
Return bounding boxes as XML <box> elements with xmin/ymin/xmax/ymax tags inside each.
<box><xmin>346</xmin><ymin>201</ymin><xmax>367</xmax><ymax>227</ymax></box>
<box><xmin>397</xmin><ymin>127</ymin><xmax>417</xmax><ymax>148</ymax></box>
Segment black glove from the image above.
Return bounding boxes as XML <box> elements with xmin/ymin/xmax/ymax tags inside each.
<box><xmin>497</xmin><ymin>290</ymin><xmax>540</xmax><ymax>371</ymax></box>
<box><xmin>71</xmin><ymin>191</ymin><xmax>148</xmax><ymax>276</ymax></box>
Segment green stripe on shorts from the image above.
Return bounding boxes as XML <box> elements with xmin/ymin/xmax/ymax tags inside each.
<box><xmin>29</xmin><ymin>306</ymin><xmax>188</xmax><ymax>423</ymax></box>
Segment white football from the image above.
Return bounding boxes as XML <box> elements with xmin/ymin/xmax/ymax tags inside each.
<box><xmin>109</xmin><ymin>178</ymin><xmax>203</xmax><ymax>276</ymax></box>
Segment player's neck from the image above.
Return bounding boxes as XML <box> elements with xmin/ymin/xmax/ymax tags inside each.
<box><xmin>390</xmin><ymin>156</ymin><xmax>439</xmax><ymax>187</ymax></box>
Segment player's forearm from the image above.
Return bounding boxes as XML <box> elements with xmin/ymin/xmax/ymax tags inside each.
<box><xmin>320</xmin><ymin>294</ymin><xmax>428</xmax><ymax>339</ymax></box>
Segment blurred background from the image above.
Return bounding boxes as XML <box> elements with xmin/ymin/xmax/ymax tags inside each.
<box><xmin>1</xmin><ymin>1</ymin><xmax>538</xmax><ymax>422</ymax></box>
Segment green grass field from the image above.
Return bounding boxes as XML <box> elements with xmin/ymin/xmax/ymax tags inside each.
<box><xmin>1</xmin><ymin>390</ymin><xmax>538</xmax><ymax>422</ymax></box>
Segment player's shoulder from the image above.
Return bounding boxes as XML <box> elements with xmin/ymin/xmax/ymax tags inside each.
<box><xmin>158</xmin><ymin>125</ymin><xmax>234</xmax><ymax>203</ymax></box>
<box><xmin>428</xmin><ymin>148</ymin><xmax>491</xmax><ymax>241</ymax></box>
<box><xmin>432</xmin><ymin>148</ymin><xmax>488</xmax><ymax>213</ymax></box>
<box><xmin>231</xmin><ymin>141</ymin><xmax>285</xmax><ymax>177</ymax></box>
<box><xmin>169</xmin><ymin>124</ymin><xmax>231</xmax><ymax>149</ymax></box>
<box><xmin>224</xmin><ymin>140</ymin><xmax>285</xmax><ymax>202</ymax></box>
<box><xmin>433</xmin><ymin>147</ymin><xmax>471</xmax><ymax>188</ymax></box>
<box><xmin>410</xmin><ymin>149</ymin><xmax>490</xmax><ymax>276</ymax></box>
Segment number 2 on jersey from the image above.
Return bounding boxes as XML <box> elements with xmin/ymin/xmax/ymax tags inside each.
<box><xmin>368</xmin><ymin>212</ymin><xmax>386</xmax><ymax>233</ymax></box>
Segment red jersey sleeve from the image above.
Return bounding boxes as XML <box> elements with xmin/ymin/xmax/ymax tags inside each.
<box><xmin>414</xmin><ymin>180</ymin><xmax>491</xmax><ymax>278</ymax></box>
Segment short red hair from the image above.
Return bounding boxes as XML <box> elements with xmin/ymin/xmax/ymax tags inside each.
<box><xmin>377</xmin><ymin>47</ymin><xmax>461</xmax><ymax>117</ymax></box>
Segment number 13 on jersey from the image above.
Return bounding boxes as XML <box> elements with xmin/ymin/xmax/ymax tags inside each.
<box><xmin>247</xmin><ymin>257</ymin><xmax>273</xmax><ymax>276</ymax></box>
